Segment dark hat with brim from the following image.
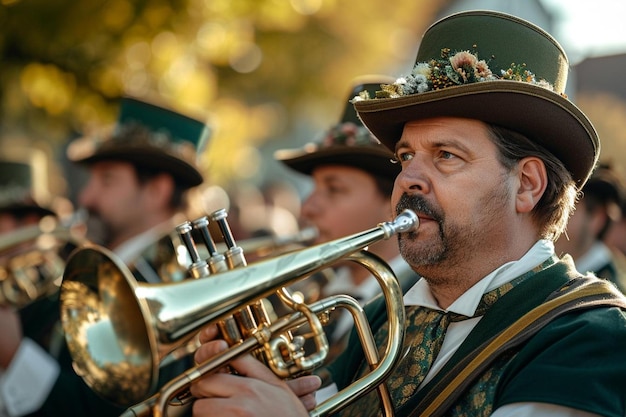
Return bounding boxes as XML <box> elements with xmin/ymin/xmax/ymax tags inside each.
<box><xmin>0</xmin><ymin>160</ymin><xmax>55</xmax><ymax>218</ymax></box>
<box><xmin>0</xmin><ymin>202</ymin><xmax>55</xmax><ymax>218</ymax></box>
<box><xmin>68</xmin><ymin>97</ymin><xmax>210</xmax><ymax>188</ymax></box>
<box><xmin>353</xmin><ymin>10</ymin><xmax>599</xmax><ymax>190</ymax></box>
<box><xmin>276</xmin><ymin>141</ymin><xmax>399</xmax><ymax>180</ymax></box>
<box><xmin>276</xmin><ymin>76</ymin><xmax>400</xmax><ymax>181</ymax></box>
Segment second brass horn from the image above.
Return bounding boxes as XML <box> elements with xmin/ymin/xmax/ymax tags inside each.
<box><xmin>60</xmin><ymin>209</ymin><xmax>418</xmax><ymax>413</ymax></box>
<box><xmin>0</xmin><ymin>218</ymin><xmax>85</xmax><ymax>308</ymax></box>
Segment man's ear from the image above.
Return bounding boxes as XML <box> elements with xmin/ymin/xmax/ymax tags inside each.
<box><xmin>516</xmin><ymin>156</ymin><xmax>547</xmax><ymax>214</ymax></box>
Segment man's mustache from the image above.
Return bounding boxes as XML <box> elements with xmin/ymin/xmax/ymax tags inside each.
<box><xmin>395</xmin><ymin>193</ymin><xmax>442</xmax><ymax>223</ymax></box>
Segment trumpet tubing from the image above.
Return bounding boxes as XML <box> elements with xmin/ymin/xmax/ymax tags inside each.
<box><xmin>152</xmin><ymin>250</ymin><xmax>407</xmax><ymax>417</ymax></box>
<box><xmin>219</xmin><ymin>226</ymin><xmax>319</xmax><ymax>258</ymax></box>
<box><xmin>60</xmin><ymin>209</ymin><xmax>418</xmax><ymax>416</ymax></box>
<box><xmin>0</xmin><ymin>220</ymin><xmax>85</xmax><ymax>308</ymax></box>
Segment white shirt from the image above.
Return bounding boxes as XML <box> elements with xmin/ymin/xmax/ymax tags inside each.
<box><xmin>0</xmin><ymin>340</ymin><xmax>60</xmax><ymax>416</ymax></box>
<box><xmin>317</xmin><ymin>240</ymin><xmax>602</xmax><ymax>417</ymax></box>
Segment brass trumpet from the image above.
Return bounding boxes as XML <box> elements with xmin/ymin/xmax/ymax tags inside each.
<box><xmin>217</xmin><ymin>226</ymin><xmax>319</xmax><ymax>258</ymax></box>
<box><xmin>0</xmin><ymin>218</ymin><xmax>85</xmax><ymax>308</ymax></box>
<box><xmin>60</xmin><ymin>209</ymin><xmax>418</xmax><ymax>417</ymax></box>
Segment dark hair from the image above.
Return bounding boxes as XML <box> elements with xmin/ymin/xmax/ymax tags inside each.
<box><xmin>487</xmin><ymin>125</ymin><xmax>578</xmax><ymax>241</ymax></box>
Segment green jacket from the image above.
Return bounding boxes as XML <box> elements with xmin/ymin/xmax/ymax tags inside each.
<box><xmin>325</xmin><ymin>257</ymin><xmax>626</xmax><ymax>417</ymax></box>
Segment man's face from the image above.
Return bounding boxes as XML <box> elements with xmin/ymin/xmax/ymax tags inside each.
<box><xmin>78</xmin><ymin>161</ymin><xmax>148</xmax><ymax>246</ymax></box>
<box><xmin>301</xmin><ymin>165</ymin><xmax>392</xmax><ymax>244</ymax></box>
<box><xmin>391</xmin><ymin>117</ymin><xmax>517</xmax><ymax>279</ymax></box>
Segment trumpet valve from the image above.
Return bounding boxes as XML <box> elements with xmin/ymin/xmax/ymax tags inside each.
<box><xmin>191</xmin><ymin>217</ymin><xmax>229</xmax><ymax>273</ymax></box>
<box><xmin>176</xmin><ymin>222</ymin><xmax>209</xmax><ymax>279</ymax></box>
<box><xmin>210</xmin><ymin>209</ymin><xmax>246</xmax><ymax>269</ymax></box>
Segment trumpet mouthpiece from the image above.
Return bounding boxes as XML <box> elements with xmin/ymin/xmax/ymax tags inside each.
<box><xmin>379</xmin><ymin>209</ymin><xmax>419</xmax><ymax>239</ymax></box>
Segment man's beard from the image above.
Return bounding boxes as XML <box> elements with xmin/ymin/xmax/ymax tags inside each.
<box><xmin>83</xmin><ymin>210</ymin><xmax>111</xmax><ymax>246</ymax></box>
<box><xmin>393</xmin><ymin>178</ymin><xmax>511</xmax><ymax>277</ymax></box>
<box><xmin>395</xmin><ymin>193</ymin><xmax>451</xmax><ymax>267</ymax></box>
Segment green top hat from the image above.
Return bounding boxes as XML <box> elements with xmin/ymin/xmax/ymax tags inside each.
<box><xmin>352</xmin><ymin>10</ymin><xmax>599</xmax><ymax>190</ymax></box>
<box><xmin>275</xmin><ymin>76</ymin><xmax>400</xmax><ymax>181</ymax></box>
<box><xmin>0</xmin><ymin>160</ymin><xmax>55</xmax><ymax>218</ymax></box>
<box><xmin>68</xmin><ymin>97</ymin><xmax>210</xmax><ymax>188</ymax></box>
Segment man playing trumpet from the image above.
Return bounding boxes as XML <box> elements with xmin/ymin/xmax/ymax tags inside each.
<box><xmin>189</xmin><ymin>10</ymin><xmax>626</xmax><ymax>417</ymax></box>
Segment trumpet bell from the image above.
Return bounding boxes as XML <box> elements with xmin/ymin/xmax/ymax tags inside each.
<box><xmin>61</xmin><ymin>245</ymin><xmax>158</xmax><ymax>405</ymax></box>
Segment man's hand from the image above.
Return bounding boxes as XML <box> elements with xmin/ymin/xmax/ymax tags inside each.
<box><xmin>190</xmin><ymin>325</ymin><xmax>322</xmax><ymax>416</ymax></box>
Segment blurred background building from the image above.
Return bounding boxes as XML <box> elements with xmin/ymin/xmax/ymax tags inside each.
<box><xmin>1</xmin><ymin>0</ymin><xmax>625</xmax><ymax>238</ymax></box>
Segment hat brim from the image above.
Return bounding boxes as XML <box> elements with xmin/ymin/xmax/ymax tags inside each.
<box><xmin>0</xmin><ymin>203</ymin><xmax>55</xmax><ymax>218</ymax></box>
<box><xmin>354</xmin><ymin>81</ymin><xmax>599</xmax><ymax>188</ymax></box>
<box><xmin>276</xmin><ymin>145</ymin><xmax>400</xmax><ymax>180</ymax></box>
<box><xmin>75</xmin><ymin>147</ymin><xmax>203</xmax><ymax>188</ymax></box>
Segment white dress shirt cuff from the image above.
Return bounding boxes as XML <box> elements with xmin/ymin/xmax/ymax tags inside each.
<box><xmin>0</xmin><ymin>338</ymin><xmax>59</xmax><ymax>416</ymax></box>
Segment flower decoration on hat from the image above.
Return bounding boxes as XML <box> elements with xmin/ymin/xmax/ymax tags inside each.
<box><xmin>302</xmin><ymin>122</ymin><xmax>380</xmax><ymax>153</ymax></box>
<box><xmin>352</xmin><ymin>48</ymin><xmax>558</xmax><ymax>102</ymax></box>
<box><xmin>68</xmin><ymin>122</ymin><xmax>197</xmax><ymax>168</ymax></box>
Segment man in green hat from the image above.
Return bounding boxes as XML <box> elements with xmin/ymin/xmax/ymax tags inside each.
<box><xmin>69</xmin><ymin>96</ymin><xmax>209</xmax><ymax>275</ymax></box>
<box><xmin>187</xmin><ymin>10</ymin><xmax>626</xmax><ymax>417</ymax></box>
<box><xmin>275</xmin><ymin>76</ymin><xmax>418</xmax><ymax>365</ymax></box>
<box><xmin>0</xmin><ymin>97</ymin><xmax>210</xmax><ymax>416</ymax></box>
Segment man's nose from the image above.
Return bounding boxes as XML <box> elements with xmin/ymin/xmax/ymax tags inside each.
<box><xmin>77</xmin><ymin>181</ymin><xmax>96</xmax><ymax>208</ymax></box>
<box><xmin>395</xmin><ymin>159</ymin><xmax>431</xmax><ymax>195</ymax></box>
<box><xmin>301</xmin><ymin>193</ymin><xmax>322</xmax><ymax>219</ymax></box>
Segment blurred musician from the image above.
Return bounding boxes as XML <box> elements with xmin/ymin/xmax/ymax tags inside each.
<box><xmin>0</xmin><ymin>97</ymin><xmax>210</xmax><ymax>416</ymax></box>
<box><xmin>69</xmin><ymin>97</ymin><xmax>210</xmax><ymax>284</ymax></box>
<box><xmin>275</xmin><ymin>77</ymin><xmax>419</xmax><ymax>363</ymax></box>
<box><xmin>0</xmin><ymin>158</ymin><xmax>84</xmax><ymax>417</ymax></box>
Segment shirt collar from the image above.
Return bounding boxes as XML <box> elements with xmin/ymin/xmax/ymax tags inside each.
<box><xmin>113</xmin><ymin>215</ymin><xmax>185</xmax><ymax>264</ymax></box>
<box><xmin>403</xmin><ymin>239</ymin><xmax>555</xmax><ymax>317</ymax></box>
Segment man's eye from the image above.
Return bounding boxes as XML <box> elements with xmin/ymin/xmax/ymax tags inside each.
<box><xmin>395</xmin><ymin>152</ymin><xmax>414</xmax><ymax>162</ymax></box>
